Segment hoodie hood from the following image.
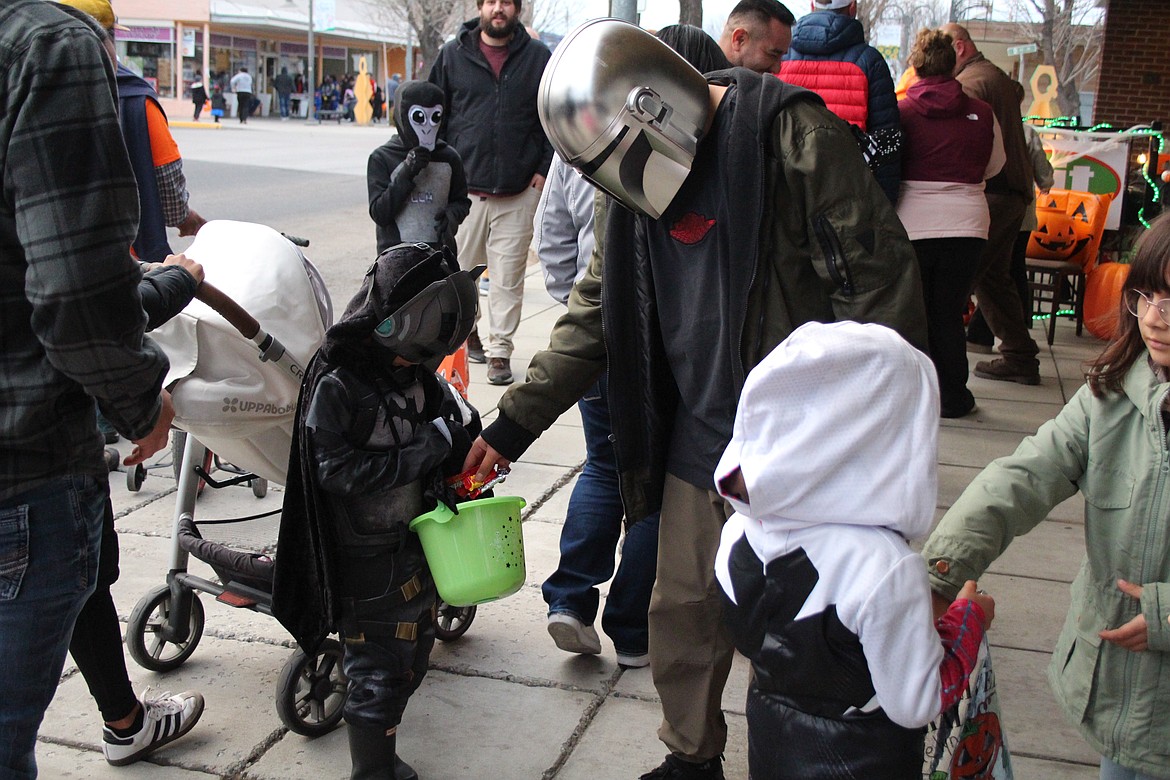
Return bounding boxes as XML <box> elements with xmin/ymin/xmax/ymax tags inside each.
<box><xmin>904</xmin><ymin>75</ymin><xmax>968</xmax><ymax>119</ymax></box>
<box><xmin>715</xmin><ymin>321</ymin><xmax>938</xmax><ymax>541</ymax></box>
<box><xmin>789</xmin><ymin>11</ymin><xmax>865</xmax><ymax>57</ymax></box>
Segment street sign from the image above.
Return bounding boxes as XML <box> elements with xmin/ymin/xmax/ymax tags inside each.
<box><xmin>1006</xmin><ymin>43</ymin><xmax>1039</xmax><ymax>56</ymax></box>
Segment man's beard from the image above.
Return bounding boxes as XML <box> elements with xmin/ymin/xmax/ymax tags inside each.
<box><xmin>482</xmin><ymin>14</ymin><xmax>518</xmax><ymax>39</ymax></box>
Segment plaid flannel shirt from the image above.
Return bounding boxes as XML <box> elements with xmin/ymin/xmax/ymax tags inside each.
<box><xmin>0</xmin><ymin>0</ymin><xmax>168</xmax><ymax>502</ymax></box>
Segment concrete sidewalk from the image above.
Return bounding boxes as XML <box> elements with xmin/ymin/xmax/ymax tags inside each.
<box><xmin>35</xmin><ymin>254</ymin><xmax>1105</xmax><ymax>778</ymax></box>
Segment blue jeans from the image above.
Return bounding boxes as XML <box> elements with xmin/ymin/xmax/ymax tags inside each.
<box><xmin>278</xmin><ymin>93</ymin><xmax>291</xmax><ymax>118</ymax></box>
<box><xmin>0</xmin><ymin>475</ymin><xmax>105</xmax><ymax>779</ymax></box>
<box><xmin>541</xmin><ymin>374</ymin><xmax>659</xmax><ymax>656</ymax></box>
<box><xmin>1100</xmin><ymin>756</ymin><xmax>1162</xmax><ymax>780</ymax></box>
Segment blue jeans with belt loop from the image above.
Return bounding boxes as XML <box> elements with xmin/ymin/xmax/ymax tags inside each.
<box><xmin>0</xmin><ymin>475</ymin><xmax>105</xmax><ymax>779</ymax></box>
<box><xmin>541</xmin><ymin>373</ymin><xmax>659</xmax><ymax>656</ymax></box>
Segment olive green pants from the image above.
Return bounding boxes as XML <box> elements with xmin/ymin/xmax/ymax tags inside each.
<box><xmin>649</xmin><ymin>474</ymin><xmax>735</xmax><ymax>762</ymax></box>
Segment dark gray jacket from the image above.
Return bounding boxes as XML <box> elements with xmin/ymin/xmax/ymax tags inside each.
<box><xmin>427</xmin><ymin>19</ymin><xmax>552</xmax><ymax>195</ymax></box>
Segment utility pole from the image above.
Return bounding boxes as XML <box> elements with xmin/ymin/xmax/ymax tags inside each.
<box><xmin>307</xmin><ymin>0</ymin><xmax>315</xmax><ymax>119</ymax></box>
<box><xmin>610</xmin><ymin>0</ymin><xmax>638</xmax><ymax>24</ymax></box>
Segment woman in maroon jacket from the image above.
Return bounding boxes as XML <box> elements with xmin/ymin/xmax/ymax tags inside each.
<box><xmin>896</xmin><ymin>28</ymin><xmax>1004</xmax><ymax>418</ymax></box>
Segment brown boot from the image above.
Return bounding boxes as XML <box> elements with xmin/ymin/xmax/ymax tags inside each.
<box><xmin>973</xmin><ymin>358</ymin><xmax>1040</xmax><ymax>386</ymax></box>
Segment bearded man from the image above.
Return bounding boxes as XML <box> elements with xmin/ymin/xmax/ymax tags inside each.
<box><xmin>428</xmin><ymin>0</ymin><xmax>552</xmax><ymax>386</ymax></box>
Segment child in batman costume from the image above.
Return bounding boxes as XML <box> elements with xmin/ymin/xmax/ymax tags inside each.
<box><xmin>274</xmin><ymin>243</ymin><xmax>484</xmax><ymax>780</ymax></box>
<box><xmin>367</xmin><ymin>81</ymin><xmax>470</xmax><ymax>256</ymax></box>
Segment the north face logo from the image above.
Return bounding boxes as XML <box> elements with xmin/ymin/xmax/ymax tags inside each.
<box><xmin>669</xmin><ymin>212</ymin><xmax>716</xmax><ymax>245</ymax></box>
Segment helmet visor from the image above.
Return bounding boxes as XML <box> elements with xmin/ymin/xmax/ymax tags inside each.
<box><xmin>372</xmin><ymin>265</ymin><xmax>484</xmax><ymax>363</ymax></box>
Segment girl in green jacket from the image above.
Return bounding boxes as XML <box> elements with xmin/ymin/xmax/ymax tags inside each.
<box><xmin>923</xmin><ymin>211</ymin><xmax>1170</xmax><ymax>780</ymax></box>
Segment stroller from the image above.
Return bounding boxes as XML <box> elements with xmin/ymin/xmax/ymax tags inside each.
<box><xmin>124</xmin><ymin>222</ymin><xmax>477</xmax><ymax>737</ymax></box>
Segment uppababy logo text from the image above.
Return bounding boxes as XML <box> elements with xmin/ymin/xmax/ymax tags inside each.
<box><xmin>222</xmin><ymin>397</ymin><xmax>295</xmax><ymax>415</ymax></box>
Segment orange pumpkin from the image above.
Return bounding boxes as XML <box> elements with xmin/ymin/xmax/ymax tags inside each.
<box><xmin>1085</xmin><ymin>262</ymin><xmax>1131</xmax><ymax>340</ymax></box>
<box><xmin>949</xmin><ymin>710</ymin><xmax>1002</xmax><ymax>779</ymax></box>
<box><xmin>1028</xmin><ymin>207</ymin><xmax>1078</xmax><ymax>260</ymax></box>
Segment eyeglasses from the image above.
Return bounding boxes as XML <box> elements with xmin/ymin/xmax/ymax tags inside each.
<box><xmin>1125</xmin><ymin>289</ymin><xmax>1170</xmax><ymax>326</ymax></box>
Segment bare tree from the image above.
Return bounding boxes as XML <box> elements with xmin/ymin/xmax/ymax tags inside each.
<box><xmin>362</xmin><ymin>0</ymin><xmax>469</xmax><ymax>78</ymax></box>
<box><xmin>530</xmin><ymin>0</ymin><xmax>577</xmax><ymax>34</ymax></box>
<box><xmin>1007</xmin><ymin>0</ymin><xmax>1103</xmax><ymax>119</ymax></box>
<box><xmin>853</xmin><ymin>0</ymin><xmax>898</xmax><ymax>39</ymax></box>
<box><xmin>890</xmin><ymin>0</ymin><xmax>950</xmax><ymax>70</ymax></box>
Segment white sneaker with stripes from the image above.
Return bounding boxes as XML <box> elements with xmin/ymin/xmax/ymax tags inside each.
<box><xmin>101</xmin><ymin>690</ymin><xmax>204</xmax><ymax>766</ymax></box>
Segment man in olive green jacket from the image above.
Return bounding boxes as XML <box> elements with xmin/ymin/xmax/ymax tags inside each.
<box><xmin>923</xmin><ymin>360</ymin><xmax>1170</xmax><ymax>777</ymax></box>
<box><xmin>467</xmin><ymin>66</ymin><xmax>926</xmax><ymax>778</ymax></box>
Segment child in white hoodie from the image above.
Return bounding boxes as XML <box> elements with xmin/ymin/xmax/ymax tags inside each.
<box><xmin>714</xmin><ymin>321</ymin><xmax>994</xmax><ymax>779</ymax></box>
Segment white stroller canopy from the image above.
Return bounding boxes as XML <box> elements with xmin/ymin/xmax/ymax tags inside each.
<box><xmin>151</xmin><ymin>220</ymin><xmax>332</xmax><ymax>486</ymax></box>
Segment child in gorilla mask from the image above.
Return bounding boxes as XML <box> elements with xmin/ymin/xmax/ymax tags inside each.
<box><xmin>367</xmin><ymin>81</ymin><xmax>471</xmax><ymax>257</ymax></box>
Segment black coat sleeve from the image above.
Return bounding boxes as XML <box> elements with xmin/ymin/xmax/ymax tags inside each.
<box><xmin>138</xmin><ymin>264</ymin><xmax>198</xmax><ymax>331</ymax></box>
<box><xmin>367</xmin><ymin>144</ymin><xmax>416</xmax><ymax>230</ymax></box>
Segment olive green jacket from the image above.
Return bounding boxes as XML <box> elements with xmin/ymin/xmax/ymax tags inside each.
<box><xmin>486</xmin><ymin>70</ymin><xmax>927</xmax><ymax>522</ymax></box>
<box><xmin>923</xmin><ymin>360</ymin><xmax>1170</xmax><ymax>775</ymax></box>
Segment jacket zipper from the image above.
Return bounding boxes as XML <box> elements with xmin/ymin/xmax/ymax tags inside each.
<box><xmin>813</xmin><ymin>214</ymin><xmax>854</xmax><ymax>296</ymax></box>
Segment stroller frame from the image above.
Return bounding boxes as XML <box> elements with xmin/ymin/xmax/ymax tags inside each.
<box><xmin>126</xmin><ymin>290</ymin><xmax>478</xmax><ymax>737</ymax></box>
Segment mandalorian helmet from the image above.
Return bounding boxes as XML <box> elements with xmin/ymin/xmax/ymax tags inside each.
<box><xmin>538</xmin><ymin>19</ymin><xmax>711</xmax><ymax>219</ymax></box>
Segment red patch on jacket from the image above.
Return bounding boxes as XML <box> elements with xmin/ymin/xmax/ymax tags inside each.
<box><xmin>669</xmin><ymin>212</ymin><xmax>716</xmax><ymax>245</ymax></box>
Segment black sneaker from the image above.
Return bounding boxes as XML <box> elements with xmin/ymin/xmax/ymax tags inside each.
<box><xmin>639</xmin><ymin>754</ymin><xmax>724</xmax><ymax>780</ymax></box>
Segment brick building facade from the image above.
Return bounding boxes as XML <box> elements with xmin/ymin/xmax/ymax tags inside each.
<box><xmin>1096</xmin><ymin>0</ymin><xmax>1170</xmax><ymax>130</ymax></box>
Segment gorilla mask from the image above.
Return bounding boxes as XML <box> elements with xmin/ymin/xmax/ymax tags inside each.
<box><xmin>395</xmin><ymin>80</ymin><xmax>446</xmax><ymax>151</ymax></box>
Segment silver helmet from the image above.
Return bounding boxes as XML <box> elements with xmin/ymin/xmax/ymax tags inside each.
<box><xmin>538</xmin><ymin>19</ymin><xmax>710</xmax><ymax>219</ymax></box>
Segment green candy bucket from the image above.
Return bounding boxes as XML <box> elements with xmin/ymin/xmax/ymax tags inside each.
<box><xmin>409</xmin><ymin>495</ymin><xmax>527</xmax><ymax>607</ymax></box>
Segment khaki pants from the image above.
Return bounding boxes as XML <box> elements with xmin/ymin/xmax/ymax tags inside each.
<box><xmin>454</xmin><ymin>187</ymin><xmax>540</xmax><ymax>360</ymax></box>
<box><xmin>649</xmin><ymin>474</ymin><xmax>735</xmax><ymax>762</ymax></box>
<box><xmin>972</xmin><ymin>193</ymin><xmax>1038</xmax><ymax>367</ymax></box>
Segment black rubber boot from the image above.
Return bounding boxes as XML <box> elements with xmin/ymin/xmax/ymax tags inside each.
<box><xmin>395</xmin><ymin>755</ymin><xmax>419</xmax><ymax>780</ymax></box>
<box><xmin>347</xmin><ymin>723</ymin><xmax>419</xmax><ymax>780</ymax></box>
<box><xmin>348</xmin><ymin>722</ymin><xmax>396</xmax><ymax>780</ymax></box>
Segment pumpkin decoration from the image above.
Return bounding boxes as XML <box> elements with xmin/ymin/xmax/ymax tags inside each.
<box><xmin>949</xmin><ymin>710</ymin><xmax>1002</xmax><ymax>779</ymax></box>
<box><xmin>1085</xmin><ymin>261</ymin><xmax>1131</xmax><ymax>340</ymax></box>
<box><xmin>1028</xmin><ymin>207</ymin><xmax>1079</xmax><ymax>260</ymax></box>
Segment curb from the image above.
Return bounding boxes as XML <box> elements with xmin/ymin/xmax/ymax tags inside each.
<box><xmin>169</xmin><ymin>121</ymin><xmax>222</xmax><ymax>130</ymax></box>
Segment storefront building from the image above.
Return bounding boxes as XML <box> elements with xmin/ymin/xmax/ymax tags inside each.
<box><xmin>115</xmin><ymin>0</ymin><xmax>412</xmax><ymax>116</ymax></box>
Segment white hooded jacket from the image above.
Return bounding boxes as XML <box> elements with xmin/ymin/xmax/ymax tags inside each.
<box><xmin>714</xmin><ymin>320</ymin><xmax>946</xmax><ymax>729</ymax></box>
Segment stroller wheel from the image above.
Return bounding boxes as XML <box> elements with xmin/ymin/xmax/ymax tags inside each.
<box><xmin>251</xmin><ymin>477</ymin><xmax>268</xmax><ymax>498</ymax></box>
<box><xmin>126</xmin><ymin>584</ymin><xmax>205</xmax><ymax>672</ymax></box>
<box><xmin>126</xmin><ymin>463</ymin><xmax>146</xmax><ymax>492</ymax></box>
<box><xmin>277</xmin><ymin>638</ymin><xmax>347</xmax><ymax>737</ymax></box>
<box><xmin>434</xmin><ymin>600</ymin><xmax>476</xmax><ymax>642</ymax></box>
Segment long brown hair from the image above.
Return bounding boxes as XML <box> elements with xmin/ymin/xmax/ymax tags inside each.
<box><xmin>1087</xmin><ymin>212</ymin><xmax>1170</xmax><ymax>396</ymax></box>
